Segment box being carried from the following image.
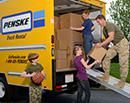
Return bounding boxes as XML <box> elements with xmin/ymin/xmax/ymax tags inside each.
<box><xmin>88</xmin><ymin>46</ymin><xmax>107</xmax><ymax>62</ymax></box>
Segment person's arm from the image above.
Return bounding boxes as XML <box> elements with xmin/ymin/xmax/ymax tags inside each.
<box><xmin>70</xmin><ymin>26</ymin><xmax>85</xmax><ymax>31</ymax></box>
<box><xmin>21</xmin><ymin>71</ymin><xmax>36</xmax><ymax>78</ymax></box>
<box><xmin>81</xmin><ymin>58</ymin><xmax>98</xmax><ymax>69</ymax></box>
<box><xmin>91</xmin><ymin>26</ymin><xmax>95</xmax><ymax>31</ymax></box>
<box><xmin>86</xmin><ymin>59</ymin><xmax>89</xmax><ymax>64</ymax></box>
<box><xmin>96</xmin><ymin>32</ymin><xmax>114</xmax><ymax>47</ymax></box>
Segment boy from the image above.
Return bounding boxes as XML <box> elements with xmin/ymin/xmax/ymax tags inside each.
<box><xmin>71</xmin><ymin>10</ymin><xmax>94</xmax><ymax>55</ymax></box>
<box><xmin>21</xmin><ymin>53</ymin><xmax>46</xmax><ymax>103</ymax></box>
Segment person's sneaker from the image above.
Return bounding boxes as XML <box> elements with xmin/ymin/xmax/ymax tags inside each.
<box><xmin>114</xmin><ymin>80</ymin><xmax>125</xmax><ymax>89</ymax></box>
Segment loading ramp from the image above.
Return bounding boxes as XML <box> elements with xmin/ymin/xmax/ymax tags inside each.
<box><xmin>87</xmin><ymin>69</ymin><xmax>130</xmax><ymax>98</ymax></box>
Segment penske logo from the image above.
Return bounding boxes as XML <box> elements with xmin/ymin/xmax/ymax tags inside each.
<box><xmin>3</xmin><ymin>18</ymin><xmax>29</xmax><ymax>28</ymax></box>
<box><xmin>1</xmin><ymin>11</ymin><xmax>32</xmax><ymax>34</ymax></box>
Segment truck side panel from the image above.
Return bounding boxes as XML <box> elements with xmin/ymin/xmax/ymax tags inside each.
<box><xmin>0</xmin><ymin>0</ymin><xmax>54</xmax><ymax>90</ymax></box>
<box><xmin>0</xmin><ymin>0</ymin><xmax>54</xmax><ymax>46</ymax></box>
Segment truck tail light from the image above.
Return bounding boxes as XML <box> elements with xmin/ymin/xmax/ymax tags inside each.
<box><xmin>51</xmin><ymin>35</ymin><xmax>54</xmax><ymax>44</ymax></box>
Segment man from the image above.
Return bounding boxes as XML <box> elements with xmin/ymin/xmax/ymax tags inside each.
<box><xmin>95</xmin><ymin>15</ymin><xmax>129</xmax><ymax>88</ymax></box>
<box><xmin>71</xmin><ymin>10</ymin><xmax>94</xmax><ymax>56</ymax></box>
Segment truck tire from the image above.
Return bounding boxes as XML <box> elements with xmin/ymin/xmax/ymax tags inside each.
<box><xmin>0</xmin><ymin>79</ymin><xmax>8</xmax><ymax>101</ymax></box>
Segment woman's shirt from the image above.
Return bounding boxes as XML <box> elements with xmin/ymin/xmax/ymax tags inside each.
<box><xmin>73</xmin><ymin>55</ymin><xmax>88</xmax><ymax>80</ymax></box>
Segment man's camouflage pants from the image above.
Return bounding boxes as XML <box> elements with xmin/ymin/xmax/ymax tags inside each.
<box><xmin>103</xmin><ymin>38</ymin><xmax>129</xmax><ymax>81</ymax></box>
<box><xmin>29</xmin><ymin>85</ymin><xmax>42</xmax><ymax>103</ymax></box>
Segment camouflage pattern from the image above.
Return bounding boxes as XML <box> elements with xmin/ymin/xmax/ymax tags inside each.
<box><xmin>103</xmin><ymin>38</ymin><xmax>129</xmax><ymax>82</ymax></box>
<box><xmin>29</xmin><ymin>85</ymin><xmax>42</xmax><ymax>103</ymax></box>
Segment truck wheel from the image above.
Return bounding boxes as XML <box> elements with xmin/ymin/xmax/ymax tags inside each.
<box><xmin>0</xmin><ymin>79</ymin><xmax>8</xmax><ymax>101</ymax></box>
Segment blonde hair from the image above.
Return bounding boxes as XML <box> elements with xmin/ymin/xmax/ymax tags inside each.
<box><xmin>73</xmin><ymin>46</ymin><xmax>83</xmax><ymax>56</ymax></box>
<box><xmin>83</xmin><ymin>10</ymin><xmax>90</xmax><ymax>15</ymax></box>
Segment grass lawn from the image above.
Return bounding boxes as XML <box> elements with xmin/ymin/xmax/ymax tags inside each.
<box><xmin>110</xmin><ymin>59</ymin><xmax>130</xmax><ymax>83</ymax></box>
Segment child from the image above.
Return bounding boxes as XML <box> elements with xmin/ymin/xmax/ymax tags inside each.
<box><xmin>71</xmin><ymin>10</ymin><xmax>94</xmax><ymax>56</ymax></box>
<box><xmin>21</xmin><ymin>53</ymin><xmax>46</xmax><ymax>103</ymax></box>
<box><xmin>73</xmin><ymin>46</ymin><xmax>98</xmax><ymax>103</ymax></box>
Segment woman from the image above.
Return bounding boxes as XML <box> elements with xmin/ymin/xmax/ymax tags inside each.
<box><xmin>73</xmin><ymin>46</ymin><xmax>98</xmax><ymax>103</ymax></box>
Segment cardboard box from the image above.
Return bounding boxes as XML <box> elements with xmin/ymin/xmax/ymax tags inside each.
<box><xmin>54</xmin><ymin>16</ymin><xmax>60</xmax><ymax>30</ymax></box>
<box><xmin>56</xmin><ymin>29</ymin><xmax>83</xmax><ymax>49</ymax></box>
<box><xmin>55</xmin><ymin>42</ymin><xmax>83</xmax><ymax>68</ymax></box>
<box><xmin>57</xmin><ymin>29</ymin><xmax>82</xmax><ymax>41</ymax></box>
<box><xmin>56</xmin><ymin>59</ymin><xmax>67</xmax><ymax>69</ymax></box>
<box><xmin>55</xmin><ymin>39</ymin><xmax>68</xmax><ymax>50</ymax></box>
<box><xmin>60</xmin><ymin>13</ymin><xmax>83</xmax><ymax>29</ymax></box>
<box><xmin>88</xmin><ymin>46</ymin><xmax>107</xmax><ymax>62</ymax></box>
<box><xmin>67</xmin><ymin>56</ymin><xmax>74</xmax><ymax>68</ymax></box>
<box><xmin>56</xmin><ymin>50</ymin><xmax>67</xmax><ymax>59</ymax></box>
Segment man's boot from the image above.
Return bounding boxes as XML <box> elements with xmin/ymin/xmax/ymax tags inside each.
<box><xmin>114</xmin><ymin>79</ymin><xmax>126</xmax><ymax>89</ymax></box>
<box><xmin>97</xmin><ymin>72</ymin><xmax>109</xmax><ymax>82</ymax></box>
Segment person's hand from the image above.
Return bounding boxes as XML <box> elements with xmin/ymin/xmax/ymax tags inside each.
<box><xmin>31</xmin><ymin>72</ymin><xmax>36</xmax><ymax>77</ymax></box>
<box><xmin>70</xmin><ymin>27</ymin><xmax>75</xmax><ymax>30</ymax></box>
<box><xmin>95</xmin><ymin>59</ymin><xmax>101</xmax><ymax>64</ymax></box>
<box><xmin>21</xmin><ymin>72</ymin><xmax>26</xmax><ymax>77</ymax></box>
<box><xmin>95</xmin><ymin>43</ymin><xmax>102</xmax><ymax>48</ymax></box>
<box><xmin>21</xmin><ymin>72</ymin><xmax>36</xmax><ymax>78</ymax></box>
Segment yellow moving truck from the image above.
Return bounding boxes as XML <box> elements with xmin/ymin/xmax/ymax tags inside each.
<box><xmin>0</xmin><ymin>0</ymin><xmax>106</xmax><ymax>101</ymax></box>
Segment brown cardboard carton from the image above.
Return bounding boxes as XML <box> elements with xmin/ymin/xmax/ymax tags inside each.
<box><xmin>88</xmin><ymin>46</ymin><xmax>107</xmax><ymax>62</ymax></box>
<box><xmin>56</xmin><ymin>29</ymin><xmax>83</xmax><ymax>49</ymax></box>
<box><xmin>60</xmin><ymin>13</ymin><xmax>83</xmax><ymax>29</ymax></box>
<box><xmin>55</xmin><ymin>39</ymin><xmax>68</xmax><ymax>50</ymax></box>
<box><xmin>67</xmin><ymin>56</ymin><xmax>74</xmax><ymax>68</ymax></box>
<box><xmin>56</xmin><ymin>50</ymin><xmax>67</xmax><ymax>59</ymax></box>
<box><xmin>56</xmin><ymin>59</ymin><xmax>67</xmax><ymax>69</ymax></box>
<box><xmin>55</xmin><ymin>42</ymin><xmax>83</xmax><ymax>68</ymax></box>
<box><xmin>54</xmin><ymin>16</ymin><xmax>60</xmax><ymax>30</ymax></box>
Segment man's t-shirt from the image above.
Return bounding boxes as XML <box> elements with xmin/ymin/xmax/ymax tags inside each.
<box><xmin>25</xmin><ymin>63</ymin><xmax>43</xmax><ymax>86</ymax></box>
<box><xmin>82</xmin><ymin>18</ymin><xmax>94</xmax><ymax>35</ymax></box>
<box><xmin>103</xmin><ymin>22</ymin><xmax>125</xmax><ymax>45</ymax></box>
<box><xmin>73</xmin><ymin>55</ymin><xmax>88</xmax><ymax>80</ymax></box>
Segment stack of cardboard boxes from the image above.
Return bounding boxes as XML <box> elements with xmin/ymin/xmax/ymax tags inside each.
<box><xmin>54</xmin><ymin>13</ymin><xmax>83</xmax><ymax>69</ymax></box>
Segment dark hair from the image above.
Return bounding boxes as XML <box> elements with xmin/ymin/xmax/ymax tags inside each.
<box><xmin>95</xmin><ymin>15</ymin><xmax>106</xmax><ymax>20</ymax></box>
<box><xmin>28</xmin><ymin>53</ymin><xmax>39</xmax><ymax>63</ymax></box>
<box><xmin>83</xmin><ymin>10</ymin><xmax>90</xmax><ymax>15</ymax></box>
<box><xmin>28</xmin><ymin>56</ymin><xmax>39</xmax><ymax>63</ymax></box>
<box><xmin>73</xmin><ymin>46</ymin><xmax>82</xmax><ymax>56</ymax></box>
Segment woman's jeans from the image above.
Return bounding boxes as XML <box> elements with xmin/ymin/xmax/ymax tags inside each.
<box><xmin>77</xmin><ymin>79</ymin><xmax>91</xmax><ymax>103</ymax></box>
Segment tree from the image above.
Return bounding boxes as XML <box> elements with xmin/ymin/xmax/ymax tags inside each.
<box><xmin>109</xmin><ymin>0</ymin><xmax>130</xmax><ymax>40</ymax></box>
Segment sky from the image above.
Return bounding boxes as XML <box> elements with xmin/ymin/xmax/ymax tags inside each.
<box><xmin>105</xmin><ymin>0</ymin><xmax>113</xmax><ymax>20</ymax></box>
